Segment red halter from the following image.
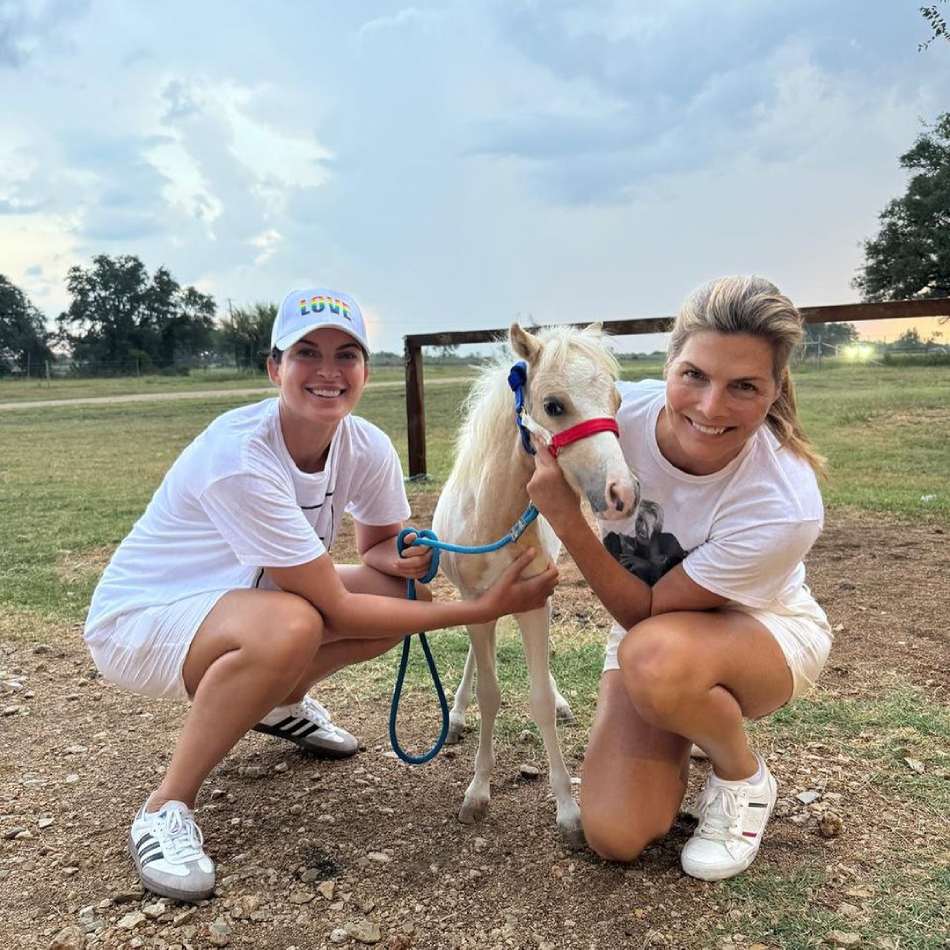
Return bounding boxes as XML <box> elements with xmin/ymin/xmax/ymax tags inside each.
<box><xmin>547</xmin><ymin>417</ymin><xmax>619</xmax><ymax>458</ymax></box>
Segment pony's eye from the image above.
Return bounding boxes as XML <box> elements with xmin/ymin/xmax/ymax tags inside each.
<box><xmin>543</xmin><ymin>398</ymin><xmax>565</xmax><ymax>417</ymax></box>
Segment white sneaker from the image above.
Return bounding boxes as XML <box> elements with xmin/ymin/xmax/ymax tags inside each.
<box><xmin>253</xmin><ymin>695</ymin><xmax>359</xmax><ymax>758</ymax></box>
<box><xmin>129</xmin><ymin>800</ymin><xmax>215</xmax><ymax>901</ymax></box>
<box><xmin>681</xmin><ymin>756</ymin><xmax>778</xmax><ymax>881</ymax></box>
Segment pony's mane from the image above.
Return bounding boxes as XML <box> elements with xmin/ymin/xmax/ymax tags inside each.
<box><xmin>450</xmin><ymin>325</ymin><xmax>619</xmax><ymax>489</ymax></box>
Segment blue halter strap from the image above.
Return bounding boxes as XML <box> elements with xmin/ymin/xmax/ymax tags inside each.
<box><xmin>507</xmin><ymin>360</ymin><xmax>536</xmax><ymax>456</ymax></box>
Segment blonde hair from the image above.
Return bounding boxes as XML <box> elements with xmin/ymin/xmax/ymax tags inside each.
<box><xmin>666</xmin><ymin>276</ymin><xmax>826</xmax><ymax>476</ymax></box>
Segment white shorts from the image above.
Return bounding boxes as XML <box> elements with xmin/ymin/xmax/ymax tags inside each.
<box><xmin>603</xmin><ymin>586</ymin><xmax>833</xmax><ymax>702</ymax></box>
<box><xmin>85</xmin><ymin>591</ymin><xmax>229</xmax><ymax>702</ymax></box>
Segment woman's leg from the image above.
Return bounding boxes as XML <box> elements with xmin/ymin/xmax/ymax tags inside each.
<box><xmin>582</xmin><ymin>609</ymin><xmax>793</xmax><ymax>863</ymax></box>
<box><xmin>581</xmin><ymin>671</ymin><xmax>691</xmax><ymax>861</ymax></box>
<box><xmin>617</xmin><ymin>609</ymin><xmax>793</xmax><ymax>780</ymax></box>
<box><xmin>613</xmin><ymin>609</ymin><xmax>795</xmax><ymax>879</ymax></box>
<box><xmin>279</xmin><ymin>564</ymin><xmax>429</xmax><ymax>703</ymax></box>
<box><xmin>149</xmin><ymin>590</ymin><xmax>324</xmax><ymax>811</ymax></box>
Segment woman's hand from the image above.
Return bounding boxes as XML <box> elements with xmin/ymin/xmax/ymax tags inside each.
<box><xmin>393</xmin><ymin>532</ymin><xmax>435</xmax><ymax>580</ymax></box>
<box><xmin>527</xmin><ymin>445</ymin><xmax>583</xmax><ymax>534</ymax></box>
<box><xmin>477</xmin><ymin>548</ymin><xmax>558</xmax><ymax>620</ymax></box>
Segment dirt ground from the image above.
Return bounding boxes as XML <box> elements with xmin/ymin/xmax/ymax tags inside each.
<box><xmin>1</xmin><ymin>501</ymin><xmax>948</xmax><ymax>950</ymax></box>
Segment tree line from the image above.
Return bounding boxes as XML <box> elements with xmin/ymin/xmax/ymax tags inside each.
<box><xmin>1</xmin><ymin>255</ymin><xmax>276</xmax><ymax>376</ymax></box>
<box><xmin>2</xmin><ymin>111</ymin><xmax>949</xmax><ymax>377</ymax></box>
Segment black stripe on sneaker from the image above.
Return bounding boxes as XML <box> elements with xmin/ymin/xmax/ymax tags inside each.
<box><xmin>135</xmin><ymin>832</ymin><xmax>154</xmax><ymax>850</ymax></box>
<box><xmin>139</xmin><ymin>842</ymin><xmax>162</xmax><ymax>860</ymax></box>
<box><xmin>141</xmin><ymin>850</ymin><xmax>166</xmax><ymax>866</ymax></box>
<box><xmin>748</xmin><ymin>802</ymin><xmax>768</xmax><ymax>808</ymax></box>
<box><xmin>294</xmin><ymin>723</ymin><xmax>320</xmax><ymax>740</ymax></box>
<box><xmin>272</xmin><ymin>716</ymin><xmax>297</xmax><ymax>732</ymax></box>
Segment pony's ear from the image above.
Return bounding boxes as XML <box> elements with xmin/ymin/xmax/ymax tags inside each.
<box><xmin>584</xmin><ymin>321</ymin><xmax>604</xmax><ymax>337</ymax></box>
<box><xmin>509</xmin><ymin>323</ymin><xmax>543</xmax><ymax>362</ymax></box>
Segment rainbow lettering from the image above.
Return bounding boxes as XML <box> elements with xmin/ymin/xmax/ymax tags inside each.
<box><xmin>298</xmin><ymin>295</ymin><xmax>351</xmax><ymax>322</ymax></box>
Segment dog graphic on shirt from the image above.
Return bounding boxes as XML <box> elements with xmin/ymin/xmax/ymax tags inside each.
<box><xmin>603</xmin><ymin>500</ymin><xmax>688</xmax><ymax>586</ymax></box>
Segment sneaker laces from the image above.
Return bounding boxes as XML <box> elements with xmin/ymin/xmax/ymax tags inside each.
<box><xmin>156</xmin><ymin>807</ymin><xmax>205</xmax><ymax>863</ymax></box>
<box><xmin>298</xmin><ymin>695</ymin><xmax>333</xmax><ymax>729</ymax></box>
<box><xmin>694</xmin><ymin>783</ymin><xmax>741</xmax><ymax>842</ymax></box>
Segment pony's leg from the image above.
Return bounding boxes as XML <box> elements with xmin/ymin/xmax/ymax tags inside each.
<box><xmin>446</xmin><ymin>643</ymin><xmax>476</xmax><ymax>745</ymax></box>
<box><xmin>515</xmin><ymin>606</ymin><xmax>583</xmax><ymax>848</ymax></box>
<box><xmin>458</xmin><ymin>621</ymin><xmax>500</xmax><ymax>825</ymax></box>
<box><xmin>550</xmin><ymin>671</ymin><xmax>575</xmax><ymax>724</ymax></box>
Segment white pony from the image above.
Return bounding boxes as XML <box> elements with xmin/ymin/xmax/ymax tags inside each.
<box><xmin>432</xmin><ymin>323</ymin><xmax>639</xmax><ymax>845</ymax></box>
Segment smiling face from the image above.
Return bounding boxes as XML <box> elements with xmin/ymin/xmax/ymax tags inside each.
<box><xmin>658</xmin><ymin>330</ymin><xmax>779</xmax><ymax>475</ymax></box>
<box><xmin>267</xmin><ymin>327</ymin><xmax>369</xmax><ymax>427</ymax></box>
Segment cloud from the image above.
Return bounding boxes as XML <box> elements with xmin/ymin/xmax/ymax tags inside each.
<box><xmin>1</xmin><ymin>1</ymin><xmax>949</xmax><ymax>351</ymax></box>
<box><xmin>358</xmin><ymin>7</ymin><xmax>435</xmax><ymax>36</ymax></box>
<box><xmin>0</xmin><ymin>0</ymin><xmax>90</xmax><ymax>68</ymax></box>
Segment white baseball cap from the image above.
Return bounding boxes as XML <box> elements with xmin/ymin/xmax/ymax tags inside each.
<box><xmin>272</xmin><ymin>287</ymin><xmax>369</xmax><ymax>354</ymax></box>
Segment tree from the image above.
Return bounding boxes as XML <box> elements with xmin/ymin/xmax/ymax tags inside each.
<box><xmin>853</xmin><ymin>113</ymin><xmax>950</xmax><ymax>304</ymax></box>
<box><xmin>894</xmin><ymin>327</ymin><xmax>922</xmax><ymax>348</ymax></box>
<box><xmin>57</xmin><ymin>254</ymin><xmax>216</xmax><ymax>372</ymax></box>
<box><xmin>920</xmin><ymin>2</ymin><xmax>949</xmax><ymax>50</ymax></box>
<box><xmin>143</xmin><ymin>271</ymin><xmax>216</xmax><ymax>368</ymax></box>
<box><xmin>804</xmin><ymin>322</ymin><xmax>858</xmax><ymax>346</ymax></box>
<box><xmin>219</xmin><ymin>302</ymin><xmax>276</xmax><ymax>371</ymax></box>
<box><xmin>0</xmin><ymin>275</ymin><xmax>53</xmax><ymax>376</ymax></box>
<box><xmin>436</xmin><ymin>343</ymin><xmax>461</xmax><ymax>360</ymax></box>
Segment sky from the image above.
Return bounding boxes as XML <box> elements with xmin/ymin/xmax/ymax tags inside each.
<box><xmin>1</xmin><ymin>1</ymin><xmax>948</xmax><ymax>355</ymax></box>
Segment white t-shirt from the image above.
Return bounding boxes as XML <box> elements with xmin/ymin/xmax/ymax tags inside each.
<box><xmin>85</xmin><ymin>398</ymin><xmax>411</xmax><ymax>638</ymax></box>
<box><xmin>604</xmin><ymin>379</ymin><xmax>823</xmax><ymax>620</ymax></box>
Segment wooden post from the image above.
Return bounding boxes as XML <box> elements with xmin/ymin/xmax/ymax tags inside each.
<box><xmin>405</xmin><ymin>338</ymin><xmax>427</xmax><ymax>479</ymax></box>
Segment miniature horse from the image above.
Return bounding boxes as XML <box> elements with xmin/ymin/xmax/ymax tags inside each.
<box><xmin>432</xmin><ymin>323</ymin><xmax>639</xmax><ymax>845</ymax></box>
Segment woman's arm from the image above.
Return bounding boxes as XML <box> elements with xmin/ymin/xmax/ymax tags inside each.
<box><xmin>268</xmin><ymin>547</ymin><xmax>558</xmax><ymax>637</ymax></box>
<box><xmin>527</xmin><ymin>447</ymin><xmax>727</xmax><ymax>629</ymax></box>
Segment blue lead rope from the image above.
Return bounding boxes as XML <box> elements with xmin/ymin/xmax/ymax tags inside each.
<box><xmin>388</xmin><ymin>504</ymin><xmax>540</xmax><ymax>765</ymax></box>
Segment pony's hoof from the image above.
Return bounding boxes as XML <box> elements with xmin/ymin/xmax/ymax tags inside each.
<box><xmin>559</xmin><ymin>823</ymin><xmax>587</xmax><ymax>851</ymax></box>
<box><xmin>555</xmin><ymin>704</ymin><xmax>576</xmax><ymax>725</ymax></box>
<box><xmin>445</xmin><ymin>721</ymin><xmax>467</xmax><ymax>745</ymax></box>
<box><xmin>556</xmin><ymin>801</ymin><xmax>584</xmax><ymax>849</ymax></box>
<box><xmin>458</xmin><ymin>798</ymin><xmax>489</xmax><ymax>824</ymax></box>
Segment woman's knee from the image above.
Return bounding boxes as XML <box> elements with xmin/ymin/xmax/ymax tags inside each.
<box><xmin>618</xmin><ymin>618</ymin><xmax>695</xmax><ymax>722</ymax></box>
<box><xmin>581</xmin><ymin>800</ymin><xmax>673</xmax><ymax>862</ymax></box>
<box><xmin>260</xmin><ymin>595</ymin><xmax>324</xmax><ymax>668</ymax></box>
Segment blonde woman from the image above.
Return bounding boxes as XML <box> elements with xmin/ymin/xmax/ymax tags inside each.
<box><xmin>527</xmin><ymin>276</ymin><xmax>831</xmax><ymax>880</ymax></box>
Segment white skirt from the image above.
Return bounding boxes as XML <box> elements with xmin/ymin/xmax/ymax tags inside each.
<box><xmin>85</xmin><ymin>590</ymin><xmax>229</xmax><ymax>701</ymax></box>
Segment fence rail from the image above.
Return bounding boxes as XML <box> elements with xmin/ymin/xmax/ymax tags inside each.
<box><xmin>402</xmin><ymin>297</ymin><xmax>950</xmax><ymax>478</ymax></box>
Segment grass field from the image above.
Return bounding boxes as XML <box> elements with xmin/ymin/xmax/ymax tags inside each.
<box><xmin>1</xmin><ymin>362</ymin><xmax>948</xmax><ymax>948</ymax></box>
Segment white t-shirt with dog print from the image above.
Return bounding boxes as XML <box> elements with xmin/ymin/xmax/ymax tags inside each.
<box><xmin>85</xmin><ymin>398</ymin><xmax>410</xmax><ymax>640</ymax></box>
<box><xmin>604</xmin><ymin>379</ymin><xmax>824</xmax><ymax>613</ymax></box>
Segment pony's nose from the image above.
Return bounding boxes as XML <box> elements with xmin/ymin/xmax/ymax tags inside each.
<box><xmin>606</xmin><ymin>477</ymin><xmax>639</xmax><ymax>515</ymax></box>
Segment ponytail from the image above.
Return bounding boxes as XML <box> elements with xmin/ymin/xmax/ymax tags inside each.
<box><xmin>766</xmin><ymin>367</ymin><xmax>827</xmax><ymax>478</ymax></box>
